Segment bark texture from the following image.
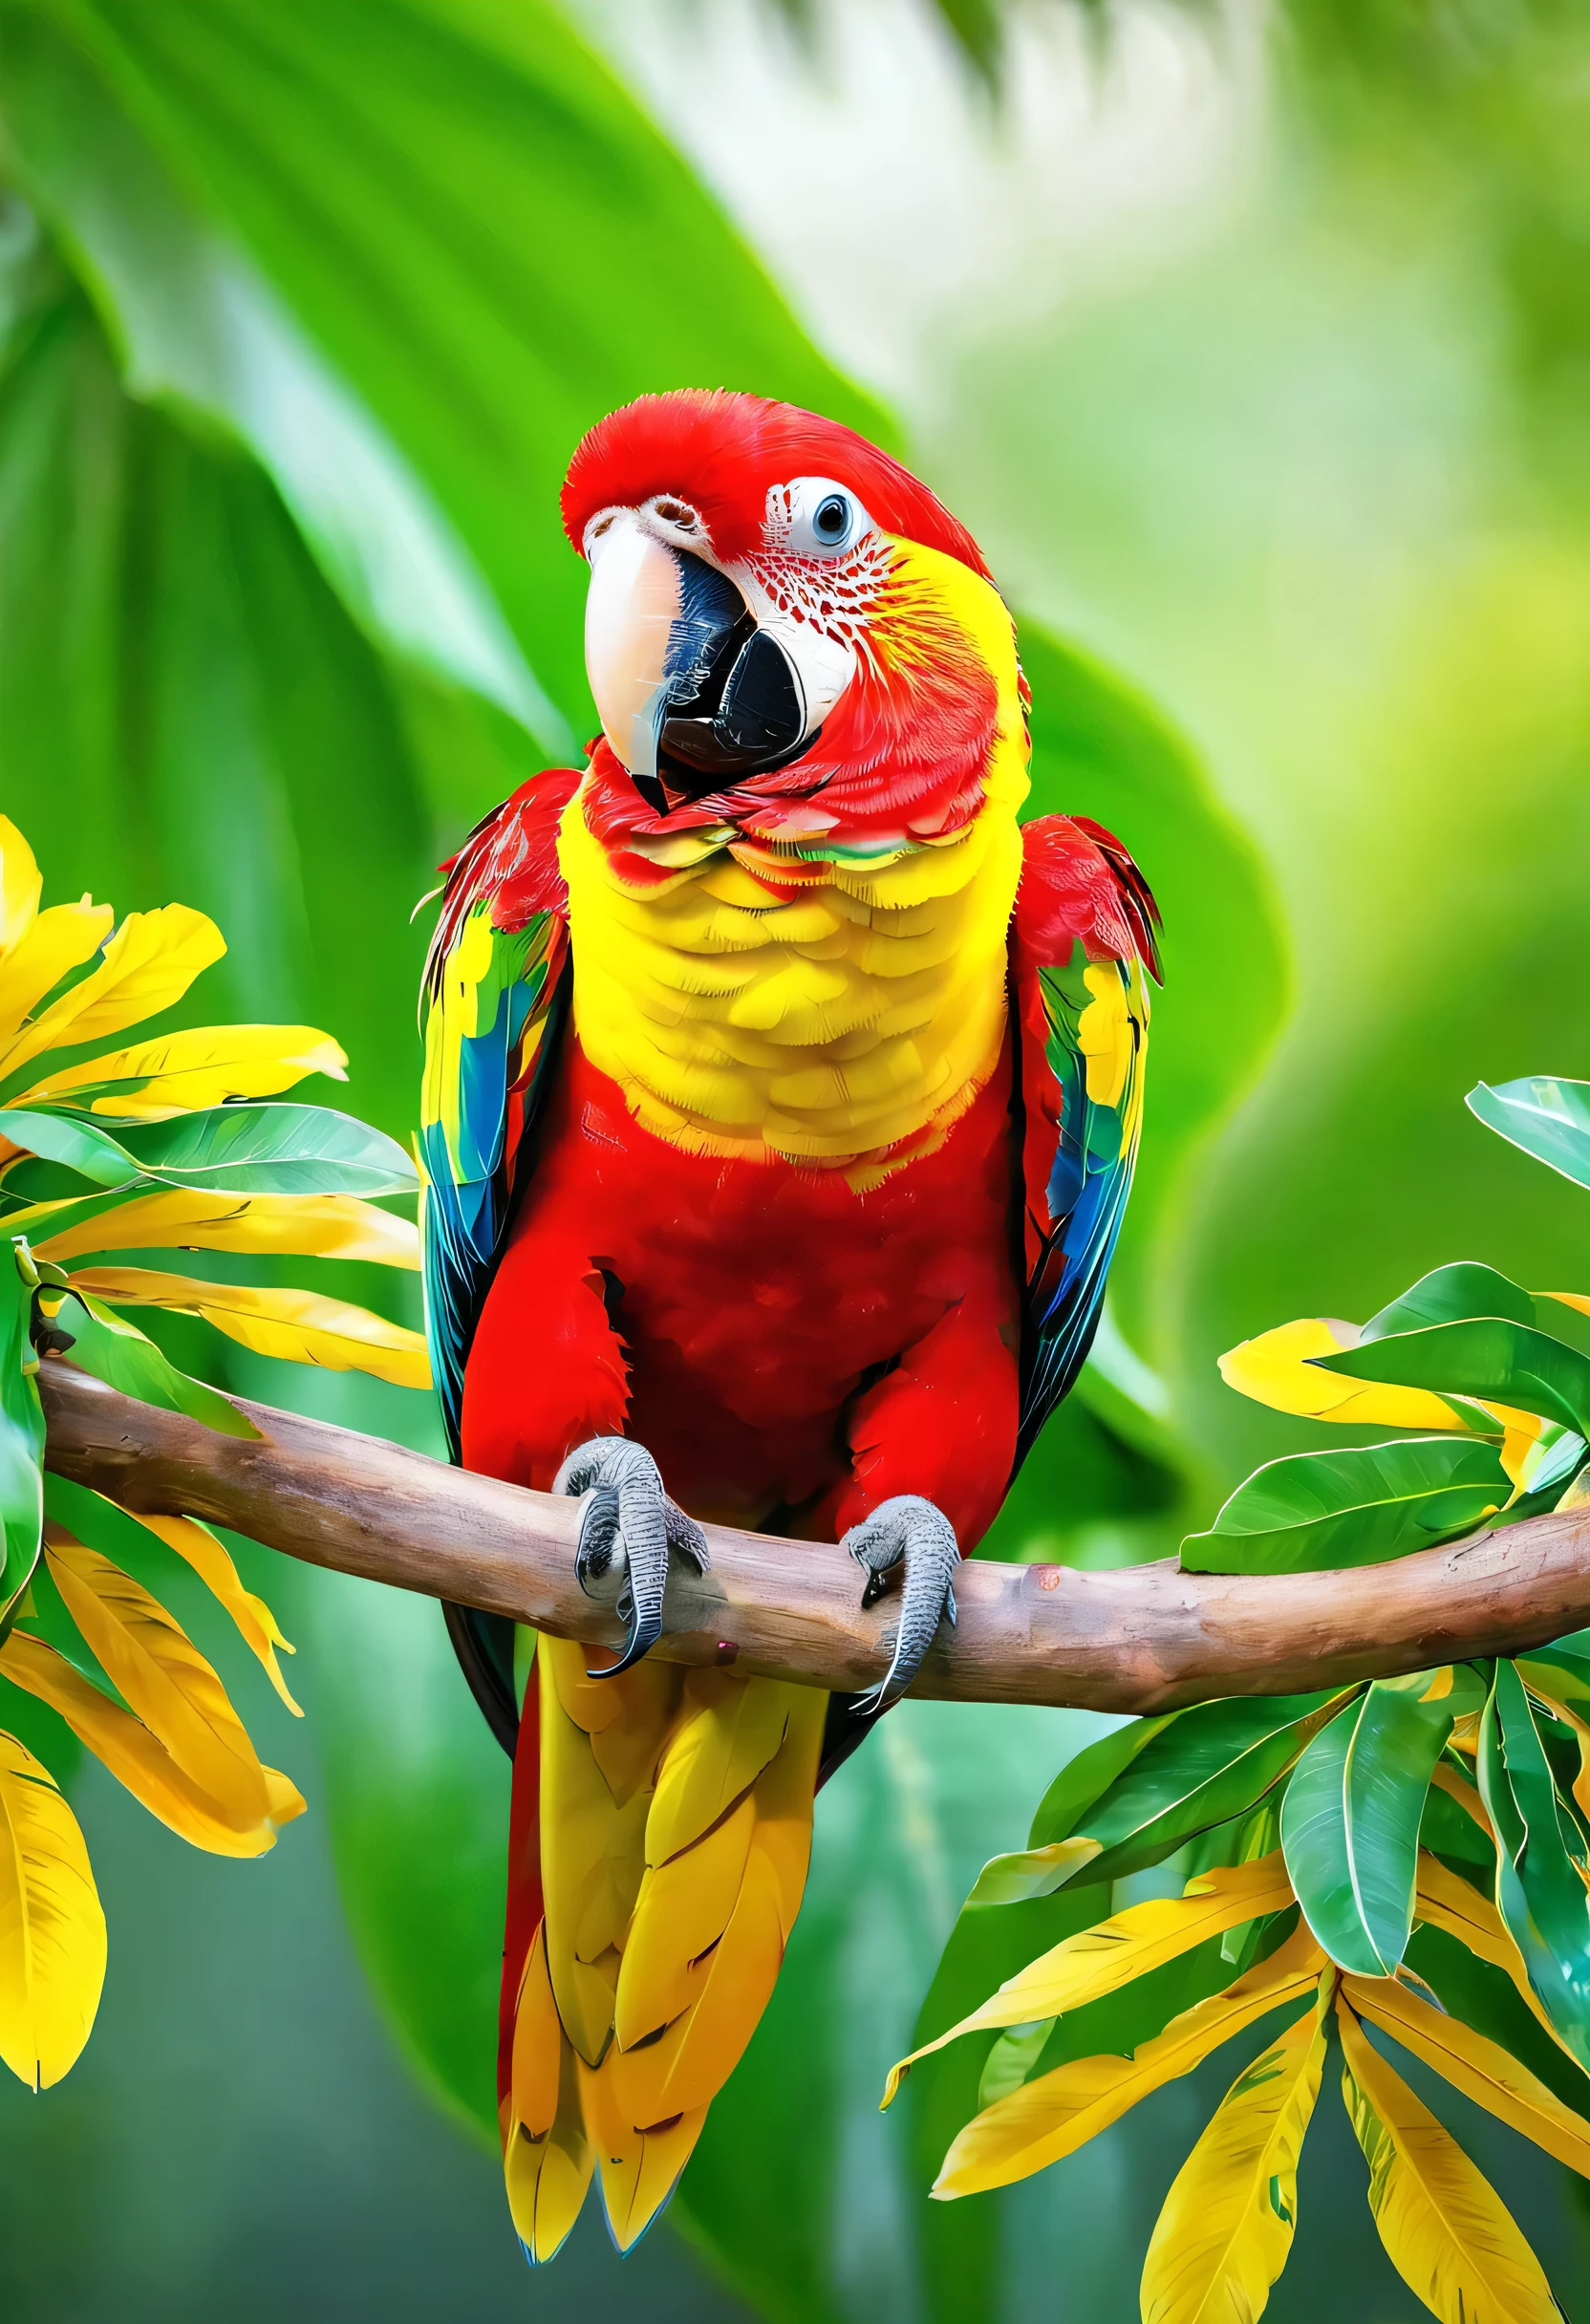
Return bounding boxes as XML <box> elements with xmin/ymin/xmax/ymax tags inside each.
<box><xmin>39</xmin><ymin>1362</ymin><xmax>1588</xmax><ymax>1712</ymax></box>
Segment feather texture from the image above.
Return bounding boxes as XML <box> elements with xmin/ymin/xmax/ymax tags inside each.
<box><xmin>516</xmin><ymin>1640</ymin><xmax>827</xmax><ymax>2251</ymax></box>
<box><xmin>421</xmin><ymin>399</ymin><xmax>1165</xmax><ymax>2268</ymax></box>
<box><xmin>418</xmin><ymin>770</ymin><xmax>577</xmax><ymax>1458</ymax></box>
<box><xmin>1012</xmin><ymin>815</ymin><xmax>1159</xmax><ymax>1467</ymax></box>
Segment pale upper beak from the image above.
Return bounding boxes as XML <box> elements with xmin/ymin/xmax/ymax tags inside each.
<box><xmin>583</xmin><ymin>509</ymin><xmax>844</xmax><ymax>813</ymax></box>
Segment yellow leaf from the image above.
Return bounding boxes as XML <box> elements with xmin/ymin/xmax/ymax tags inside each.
<box><xmin>1219</xmin><ymin>1318</ymin><xmax>1468</xmax><ymax>1431</ymax></box>
<box><xmin>1428</xmin><ymin>1762</ymin><xmax>1493</xmax><ymax>1838</ymax></box>
<box><xmin>1344</xmin><ymin>1972</ymin><xmax>1590</xmax><ymax>2177</ymax></box>
<box><xmin>67</xmin><ymin>1267</ymin><xmax>431</xmax><ymax>1389</ymax></box>
<box><xmin>1217</xmin><ymin>1322</ymin><xmax>1541</xmax><ymax>1469</ymax></box>
<box><xmin>1338</xmin><ymin>1997</ymin><xmax>1561</xmax><ymax>2322</ymax></box>
<box><xmin>1141</xmin><ymin>1980</ymin><xmax>1330</xmax><ymax>2324</ymax></box>
<box><xmin>884</xmin><ymin>1853</ymin><xmax>1297</xmax><ymax>2108</ymax></box>
<box><xmin>0</xmin><ymin>818</ymin><xmax>42</xmax><ymax>957</ymax></box>
<box><xmin>2</xmin><ymin>904</ymin><xmax>225</xmax><ymax>1078</ymax></box>
<box><xmin>0</xmin><ymin>1630</ymin><xmax>300</xmax><ymax>1857</ymax></box>
<box><xmin>932</xmin><ymin>1922</ymin><xmax>1325</xmax><ymax>2199</ymax></box>
<box><xmin>31</xmin><ymin>1186</ymin><xmax>419</xmax><ymax>1269</ymax></box>
<box><xmin>13</xmin><ymin>1023</ymin><xmax>348</xmax><ymax>1118</ymax></box>
<box><xmin>0</xmin><ymin>899</ymin><xmax>116</xmax><ymax>1054</ymax></box>
<box><xmin>0</xmin><ymin>1727</ymin><xmax>105</xmax><ymax>2090</ymax></box>
<box><xmin>124</xmin><ymin>1509</ymin><xmax>301</xmax><ymax>1717</ymax></box>
<box><xmin>1412</xmin><ymin>1853</ymin><xmax>1567</xmax><ymax>2051</ymax></box>
<box><xmin>45</xmin><ymin>1532</ymin><xmax>273</xmax><ymax>1827</ymax></box>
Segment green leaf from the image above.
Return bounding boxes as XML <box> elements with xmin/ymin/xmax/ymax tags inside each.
<box><xmin>961</xmin><ymin>1836</ymin><xmax>1104</xmax><ymax>1908</ymax></box>
<box><xmin>1025</xmin><ymin>1690</ymin><xmax>1354</xmax><ymax>1883</ymax></box>
<box><xmin>1316</xmin><ymin>1316</ymin><xmax>1590</xmax><ymax>1437</ymax></box>
<box><xmin>0</xmin><ymin>1256</ymin><xmax>45</xmax><ymax>1624</ymax></box>
<box><xmin>0</xmin><ymin>1108</ymin><xmax>140</xmax><ymax>1187</ymax></box>
<box><xmin>1404</xmin><ymin>1921</ymin><xmax>1590</xmax><ymax>2129</ymax></box>
<box><xmin>1022</xmin><ymin>1710</ymin><xmax>1181</xmax><ymax>1849</ymax></box>
<box><xmin>1363</xmin><ymin>1260</ymin><xmax>1537</xmax><ymax>1338</ymax></box>
<box><xmin>112</xmin><ymin>1102</ymin><xmax>418</xmax><ymax>1197</ymax></box>
<box><xmin>1468</xmin><ymin>1077</ymin><xmax>1590</xmax><ymax>1193</ymax></box>
<box><xmin>0</xmin><ymin>0</ymin><xmax>892</xmax><ymax>742</ymax></box>
<box><xmin>52</xmin><ymin>1290</ymin><xmax>259</xmax><ymax>1438</ymax></box>
<box><xmin>1477</xmin><ymin>1660</ymin><xmax>1590</xmax><ymax>2069</ymax></box>
<box><xmin>1517</xmin><ymin>1641</ymin><xmax>1590</xmax><ymax>1719</ymax></box>
<box><xmin>1280</xmin><ymin>1681</ymin><xmax>1452</xmax><ymax>1974</ymax></box>
<box><xmin>1420</xmin><ymin>1769</ymin><xmax>1497</xmax><ymax>1873</ymax></box>
<box><xmin>1182</xmin><ymin>1434</ymin><xmax>1511</xmax><ymax>1575</ymax></box>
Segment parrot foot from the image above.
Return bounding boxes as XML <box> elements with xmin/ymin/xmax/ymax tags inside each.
<box><xmin>554</xmin><ymin>1436</ymin><xmax>710</xmax><ymax>1678</ymax></box>
<box><xmin>842</xmin><ymin>1495</ymin><xmax>959</xmax><ymax>1717</ymax></box>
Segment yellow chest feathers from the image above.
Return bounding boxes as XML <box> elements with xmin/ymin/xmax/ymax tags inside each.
<box><xmin>558</xmin><ymin>549</ymin><xmax>1030</xmax><ymax>1183</ymax></box>
<box><xmin>558</xmin><ymin>796</ymin><xmax>1021</xmax><ymax>1180</ymax></box>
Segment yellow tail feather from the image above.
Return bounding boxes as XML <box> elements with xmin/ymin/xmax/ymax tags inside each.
<box><xmin>513</xmin><ymin>1638</ymin><xmax>827</xmax><ymax>2250</ymax></box>
<box><xmin>505</xmin><ymin>1925</ymin><xmax>593</xmax><ymax>2262</ymax></box>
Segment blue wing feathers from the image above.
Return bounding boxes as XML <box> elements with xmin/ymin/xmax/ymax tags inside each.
<box><xmin>418</xmin><ymin>777</ymin><xmax>576</xmax><ymax>1464</ymax></box>
<box><xmin>1012</xmin><ymin>843</ymin><xmax>1155</xmax><ymax>1474</ymax></box>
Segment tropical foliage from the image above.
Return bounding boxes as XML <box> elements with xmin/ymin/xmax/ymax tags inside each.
<box><xmin>894</xmin><ymin>1078</ymin><xmax>1590</xmax><ymax>2321</ymax></box>
<box><xmin>0</xmin><ymin>0</ymin><xmax>1584</xmax><ymax>2317</ymax></box>
<box><xmin>0</xmin><ymin>813</ymin><xmax>425</xmax><ymax>2091</ymax></box>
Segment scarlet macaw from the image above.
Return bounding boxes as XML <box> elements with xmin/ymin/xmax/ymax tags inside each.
<box><xmin>419</xmin><ymin>391</ymin><xmax>1159</xmax><ymax>2259</ymax></box>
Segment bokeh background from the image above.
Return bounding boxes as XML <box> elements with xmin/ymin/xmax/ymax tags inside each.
<box><xmin>1</xmin><ymin>0</ymin><xmax>1588</xmax><ymax>2316</ymax></box>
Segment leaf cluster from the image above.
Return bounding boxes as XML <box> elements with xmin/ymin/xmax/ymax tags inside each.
<box><xmin>902</xmin><ymin>1075</ymin><xmax>1590</xmax><ymax>2320</ymax></box>
<box><xmin>0</xmin><ymin>813</ymin><xmax>429</xmax><ymax>2092</ymax></box>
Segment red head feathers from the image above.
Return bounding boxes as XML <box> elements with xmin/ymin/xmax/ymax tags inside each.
<box><xmin>562</xmin><ymin>390</ymin><xmax>991</xmax><ymax>578</ymax></box>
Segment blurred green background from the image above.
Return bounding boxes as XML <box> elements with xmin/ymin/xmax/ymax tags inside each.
<box><xmin>1</xmin><ymin>0</ymin><xmax>1588</xmax><ymax>2316</ymax></box>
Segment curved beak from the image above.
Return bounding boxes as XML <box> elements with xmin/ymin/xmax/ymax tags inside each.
<box><xmin>583</xmin><ymin>513</ymin><xmax>829</xmax><ymax>813</ymax></box>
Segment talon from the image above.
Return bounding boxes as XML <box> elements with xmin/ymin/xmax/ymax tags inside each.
<box><xmin>554</xmin><ymin>1436</ymin><xmax>709</xmax><ymax>1677</ymax></box>
<box><xmin>842</xmin><ymin>1494</ymin><xmax>959</xmax><ymax>1717</ymax></box>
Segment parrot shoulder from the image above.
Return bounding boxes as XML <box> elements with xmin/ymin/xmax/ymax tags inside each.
<box><xmin>419</xmin><ymin>764</ymin><xmax>582</xmax><ymax>1461</ymax></box>
<box><xmin>1008</xmin><ymin>814</ymin><xmax>1161</xmax><ymax>1473</ymax></box>
<box><xmin>424</xmin><ymin>763</ymin><xmax>581</xmax><ymax>980</ymax></box>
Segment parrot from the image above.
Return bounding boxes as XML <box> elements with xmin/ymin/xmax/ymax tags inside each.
<box><xmin>417</xmin><ymin>390</ymin><xmax>1160</xmax><ymax>2261</ymax></box>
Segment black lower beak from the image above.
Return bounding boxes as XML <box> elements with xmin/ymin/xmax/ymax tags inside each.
<box><xmin>634</xmin><ymin>552</ymin><xmax>815</xmax><ymax>815</ymax></box>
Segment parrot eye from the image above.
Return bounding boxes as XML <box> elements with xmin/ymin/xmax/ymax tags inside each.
<box><xmin>777</xmin><ymin>477</ymin><xmax>873</xmax><ymax>559</ymax></box>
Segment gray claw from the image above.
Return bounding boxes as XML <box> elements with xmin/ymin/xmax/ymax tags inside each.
<box><xmin>843</xmin><ymin>1495</ymin><xmax>959</xmax><ymax>1716</ymax></box>
<box><xmin>553</xmin><ymin>1437</ymin><xmax>709</xmax><ymax>1677</ymax></box>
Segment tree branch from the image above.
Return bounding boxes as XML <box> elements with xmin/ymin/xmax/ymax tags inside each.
<box><xmin>37</xmin><ymin>1362</ymin><xmax>1590</xmax><ymax>1713</ymax></box>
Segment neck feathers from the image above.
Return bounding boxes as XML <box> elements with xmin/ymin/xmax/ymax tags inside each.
<box><xmin>559</xmin><ymin>540</ymin><xmax>1029</xmax><ymax>1188</ymax></box>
